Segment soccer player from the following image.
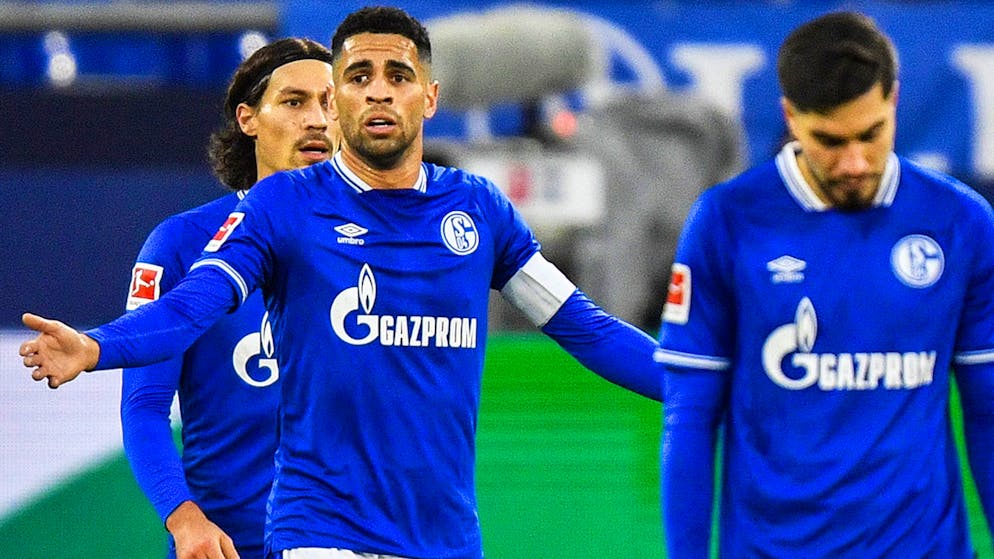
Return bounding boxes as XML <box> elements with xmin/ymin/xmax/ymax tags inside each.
<box><xmin>19</xmin><ymin>7</ymin><xmax>661</xmax><ymax>559</ymax></box>
<box><xmin>120</xmin><ymin>38</ymin><xmax>337</xmax><ymax>559</ymax></box>
<box><xmin>655</xmin><ymin>11</ymin><xmax>994</xmax><ymax>559</ymax></box>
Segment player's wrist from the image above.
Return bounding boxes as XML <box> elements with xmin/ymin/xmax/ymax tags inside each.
<box><xmin>165</xmin><ymin>500</ymin><xmax>206</xmax><ymax>533</ymax></box>
<box><xmin>80</xmin><ymin>334</ymin><xmax>101</xmax><ymax>371</ymax></box>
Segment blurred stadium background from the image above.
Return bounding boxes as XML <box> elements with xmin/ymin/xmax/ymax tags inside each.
<box><xmin>2</xmin><ymin>0</ymin><xmax>994</xmax><ymax>556</ymax></box>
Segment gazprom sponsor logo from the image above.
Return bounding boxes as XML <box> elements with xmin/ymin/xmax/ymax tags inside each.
<box><xmin>329</xmin><ymin>264</ymin><xmax>478</xmax><ymax>348</ymax></box>
<box><xmin>231</xmin><ymin>311</ymin><xmax>279</xmax><ymax>387</ymax></box>
<box><xmin>762</xmin><ymin>297</ymin><xmax>936</xmax><ymax>391</ymax></box>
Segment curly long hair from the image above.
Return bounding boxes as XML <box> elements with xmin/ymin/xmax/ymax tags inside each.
<box><xmin>208</xmin><ymin>37</ymin><xmax>334</xmax><ymax>191</ymax></box>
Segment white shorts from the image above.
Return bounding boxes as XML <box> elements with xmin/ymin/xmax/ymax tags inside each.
<box><xmin>282</xmin><ymin>548</ymin><xmax>409</xmax><ymax>559</ymax></box>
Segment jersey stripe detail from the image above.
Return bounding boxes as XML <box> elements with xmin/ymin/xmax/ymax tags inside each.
<box><xmin>776</xmin><ymin>142</ymin><xmax>826</xmax><ymax>211</ymax></box>
<box><xmin>775</xmin><ymin>142</ymin><xmax>900</xmax><ymax>212</ymax></box>
<box><xmin>500</xmin><ymin>252</ymin><xmax>577</xmax><ymax>327</ymax></box>
<box><xmin>954</xmin><ymin>349</ymin><xmax>994</xmax><ymax>365</ymax></box>
<box><xmin>190</xmin><ymin>259</ymin><xmax>249</xmax><ymax>304</ymax></box>
<box><xmin>874</xmin><ymin>152</ymin><xmax>901</xmax><ymax>206</ymax></box>
<box><xmin>331</xmin><ymin>151</ymin><xmax>428</xmax><ymax>193</ymax></box>
<box><xmin>654</xmin><ymin>348</ymin><xmax>731</xmax><ymax>371</ymax></box>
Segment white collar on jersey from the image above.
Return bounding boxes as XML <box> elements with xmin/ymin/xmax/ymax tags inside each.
<box><xmin>775</xmin><ymin>140</ymin><xmax>900</xmax><ymax>212</ymax></box>
<box><xmin>330</xmin><ymin>150</ymin><xmax>428</xmax><ymax>194</ymax></box>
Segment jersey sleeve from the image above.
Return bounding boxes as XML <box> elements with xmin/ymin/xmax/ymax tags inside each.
<box><xmin>87</xmin><ymin>175</ymin><xmax>285</xmax><ymax>370</ymax></box>
<box><xmin>120</xmin><ymin>216</ymin><xmax>195</xmax><ymax>523</ymax></box>
<box><xmin>656</xmin><ymin>189</ymin><xmax>734</xmax><ymax>558</ymax></box>
<box><xmin>477</xmin><ymin>177</ymin><xmax>661</xmax><ymax>400</ymax></box>
<box><xmin>951</xmin><ymin>193</ymin><xmax>994</xmax><ymax>530</ymax></box>
<box><xmin>482</xmin><ymin>179</ymin><xmax>542</xmax><ymax>291</ymax></box>
<box><xmin>953</xmin><ymin>193</ymin><xmax>994</xmax><ymax>365</ymax></box>
<box><xmin>661</xmin><ymin>365</ymin><xmax>726</xmax><ymax>559</ymax></box>
<box><xmin>541</xmin><ymin>289</ymin><xmax>662</xmax><ymax>401</ymax></box>
<box><xmin>655</xmin><ymin>190</ymin><xmax>736</xmax><ymax>372</ymax></box>
<box><xmin>190</xmin><ymin>174</ymin><xmax>285</xmax><ymax>307</ymax></box>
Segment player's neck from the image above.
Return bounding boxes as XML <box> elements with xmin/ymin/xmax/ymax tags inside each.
<box><xmin>339</xmin><ymin>146</ymin><xmax>424</xmax><ymax>190</ymax></box>
<box><xmin>795</xmin><ymin>159</ymin><xmax>832</xmax><ymax>206</ymax></box>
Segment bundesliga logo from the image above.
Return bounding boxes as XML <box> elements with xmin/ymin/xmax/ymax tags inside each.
<box><xmin>126</xmin><ymin>263</ymin><xmax>164</xmax><ymax>310</ymax></box>
<box><xmin>205</xmin><ymin>212</ymin><xmax>245</xmax><ymax>252</ymax></box>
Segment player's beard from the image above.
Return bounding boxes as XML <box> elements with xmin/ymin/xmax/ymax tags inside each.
<box><xmin>820</xmin><ymin>175</ymin><xmax>881</xmax><ymax>212</ymax></box>
<box><xmin>343</xmin><ymin>120</ymin><xmax>417</xmax><ymax>170</ymax></box>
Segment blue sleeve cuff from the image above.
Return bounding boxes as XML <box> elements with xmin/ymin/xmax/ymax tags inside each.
<box><xmin>541</xmin><ymin>290</ymin><xmax>662</xmax><ymax>401</ymax></box>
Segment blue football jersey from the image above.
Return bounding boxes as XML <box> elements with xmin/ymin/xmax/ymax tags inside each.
<box><xmin>121</xmin><ymin>191</ymin><xmax>280</xmax><ymax>559</ymax></box>
<box><xmin>192</xmin><ymin>153</ymin><xmax>544</xmax><ymax>558</ymax></box>
<box><xmin>656</xmin><ymin>142</ymin><xmax>994</xmax><ymax>558</ymax></box>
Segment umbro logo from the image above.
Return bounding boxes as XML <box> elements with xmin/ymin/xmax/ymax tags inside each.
<box><xmin>335</xmin><ymin>223</ymin><xmax>368</xmax><ymax>246</ymax></box>
<box><xmin>767</xmin><ymin>255</ymin><xmax>805</xmax><ymax>283</ymax></box>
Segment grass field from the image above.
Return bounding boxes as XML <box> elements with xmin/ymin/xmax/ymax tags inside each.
<box><xmin>0</xmin><ymin>334</ymin><xmax>989</xmax><ymax>557</ymax></box>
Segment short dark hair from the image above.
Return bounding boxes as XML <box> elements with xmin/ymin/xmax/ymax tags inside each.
<box><xmin>777</xmin><ymin>11</ymin><xmax>897</xmax><ymax>114</ymax></box>
<box><xmin>208</xmin><ymin>37</ymin><xmax>334</xmax><ymax>191</ymax></box>
<box><xmin>330</xmin><ymin>6</ymin><xmax>432</xmax><ymax>66</ymax></box>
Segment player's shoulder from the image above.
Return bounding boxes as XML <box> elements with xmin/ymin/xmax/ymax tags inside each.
<box><xmin>426</xmin><ymin>162</ymin><xmax>498</xmax><ymax>193</ymax></box>
<box><xmin>135</xmin><ymin>191</ymin><xmax>240</xmax><ymax>267</ymax></box>
<box><xmin>425</xmin><ymin>162</ymin><xmax>511</xmax><ymax>215</ymax></box>
<box><xmin>174</xmin><ymin>191</ymin><xmax>244</xmax><ymax>225</ymax></box>
<box><xmin>900</xmin><ymin>157</ymin><xmax>991</xmax><ymax>210</ymax></box>
<box><xmin>231</xmin><ymin>164</ymin><xmax>327</xmax><ymax>224</ymax></box>
<box><xmin>147</xmin><ymin>191</ymin><xmax>242</xmax><ymax>245</ymax></box>
<box><xmin>246</xmin><ymin>164</ymin><xmax>315</xmax><ymax>200</ymax></box>
<box><xmin>696</xmin><ymin>158</ymin><xmax>781</xmax><ymax>212</ymax></box>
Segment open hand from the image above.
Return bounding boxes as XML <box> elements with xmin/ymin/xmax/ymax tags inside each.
<box><xmin>19</xmin><ymin>313</ymin><xmax>99</xmax><ymax>389</ymax></box>
<box><xmin>168</xmin><ymin>501</ymin><xmax>240</xmax><ymax>559</ymax></box>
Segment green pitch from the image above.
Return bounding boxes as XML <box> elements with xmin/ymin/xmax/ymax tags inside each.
<box><xmin>0</xmin><ymin>334</ymin><xmax>988</xmax><ymax>558</ymax></box>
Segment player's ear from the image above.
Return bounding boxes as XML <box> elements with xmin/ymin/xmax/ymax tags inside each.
<box><xmin>423</xmin><ymin>79</ymin><xmax>439</xmax><ymax>120</ymax></box>
<box><xmin>888</xmin><ymin>80</ymin><xmax>900</xmax><ymax>108</ymax></box>
<box><xmin>236</xmin><ymin>103</ymin><xmax>258</xmax><ymax>137</ymax></box>
<box><xmin>327</xmin><ymin>83</ymin><xmax>339</xmax><ymax>122</ymax></box>
<box><xmin>780</xmin><ymin>97</ymin><xmax>798</xmax><ymax>139</ymax></box>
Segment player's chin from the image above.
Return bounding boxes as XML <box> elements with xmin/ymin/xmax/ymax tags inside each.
<box><xmin>832</xmin><ymin>192</ymin><xmax>875</xmax><ymax>212</ymax></box>
<box><xmin>827</xmin><ymin>180</ymin><xmax>877</xmax><ymax>210</ymax></box>
<box><xmin>298</xmin><ymin>150</ymin><xmax>330</xmax><ymax>165</ymax></box>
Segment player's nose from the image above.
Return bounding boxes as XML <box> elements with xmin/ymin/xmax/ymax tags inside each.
<box><xmin>303</xmin><ymin>99</ymin><xmax>329</xmax><ymax>129</ymax></box>
<box><xmin>836</xmin><ymin>143</ymin><xmax>871</xmax><ymax>175</ymax></box>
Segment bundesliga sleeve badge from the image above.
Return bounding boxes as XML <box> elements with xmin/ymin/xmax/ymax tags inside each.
<box><xmin>205</xmin><ymin>212</ymin><xmax>245</xmax><ymax>252</ymax></box>
<box><xmin>126</xmin><ymin>263</ymin><xmax>164</xmax><ymax>310</ymax></box>
<box><xmin>663</xmin><ymin>263</ymin><xmax>691</xmax><ymax>325</ymax></box>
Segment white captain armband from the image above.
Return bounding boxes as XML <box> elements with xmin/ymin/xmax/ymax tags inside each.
<box><xmin>500</xmin><ymin>252</ymin><xmax>577</xmax><ymax>327</ymax></box>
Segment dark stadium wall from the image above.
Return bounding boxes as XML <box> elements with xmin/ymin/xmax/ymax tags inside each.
<box><xmin>0</xmin><ymin>89</ymin><xmax>228</xmax><ymax>327</ymax></box>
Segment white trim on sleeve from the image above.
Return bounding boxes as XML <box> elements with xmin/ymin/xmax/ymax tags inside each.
<box><xmin>954</xmin><ymin>349</ymin><xmax>994</xmax><ymax>366</ymax></box>
<box><xmin>654</xmin><ymin>348</ymin><xmax>731</xmax><ymax>371</ymax></box>
<box><xmin>189</xmin><ymin>258</ymin><xmax>249</xmax><ymax>304</ymax></box>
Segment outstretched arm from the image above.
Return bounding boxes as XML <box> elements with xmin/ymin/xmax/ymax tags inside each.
<box><xmin>499</xmin><ymin>252</ymin><xmax>661</xmax><ymax>401</ymax></box>
<box><xmin>541</xmin><ymin>290</ymin><xmax>662</xmax><ymax>401</ymax></box>
<box><xmin>20</xmin><ymin>264</ymin><xmax>239</xmax><ymax>388</ymax></box>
